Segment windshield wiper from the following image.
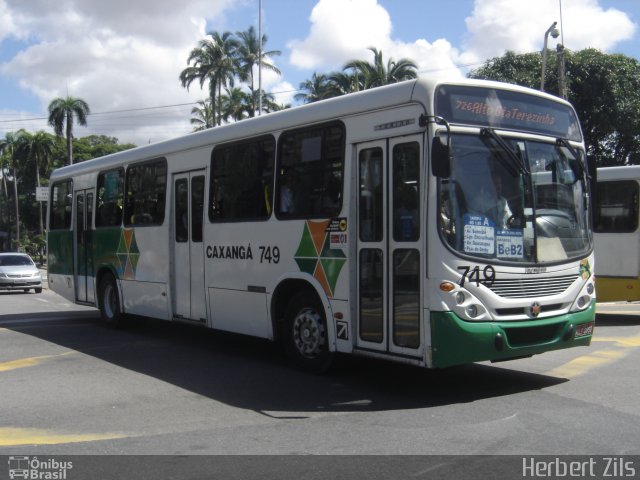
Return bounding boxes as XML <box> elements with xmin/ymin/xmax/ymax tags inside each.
<box><xmin>480</xmin><ymin>128</ymin><xmax>529</xmax><ymax>176</ymax></box>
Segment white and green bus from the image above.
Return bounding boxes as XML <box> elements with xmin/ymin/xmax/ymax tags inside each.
<box><xmin>47</xmin><ymin>78</ymin><xmax>596</xmax><ymax>371</ymax></box>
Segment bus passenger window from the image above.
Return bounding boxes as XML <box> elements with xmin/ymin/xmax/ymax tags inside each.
<box><xmin>124</xmin><ymin>158</ymin><xmax>167</xmax><ymax>227</ymax></box>
<box><xmin>209</xmin><ymin>136</ymin><xmax>275</xmax><ymax>222</ymax></box>
<box><xmin>50</xmin><ymin>179</ymin><xmax>73</xmax><ymax>230</ymax></box>
<box><xmin>276</xmin><ymin>122</ymin><xmax>345</xmax><ymax>219</ymax></box>
<box><xmin>96</xmin><ymin>168</ymin><xmax>124</xmax><ymax>227</ymax></box>
<box><xmin>595</xmin><ymin>180</ymin><xmax>639</xmax><ymax>233</ymax></box>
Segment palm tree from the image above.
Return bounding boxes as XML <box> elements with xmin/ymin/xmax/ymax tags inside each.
<box><xmin>327</xmin><ymin>71</ymin><xmax>363</xmax><ymax>96</ymax></box>
<box><xmin>190</xmin><ymin>100</ymin><xmax>215</xmax><ymax>132</ymax></box>
<box><xmin>220</xmin><ymin>87</ymin><xmax>251</xmax><ymax>123</ymax></box>
<box><xmin>16</xmin><ymin>130</ymin><xmax>55</xmax><ymax>234</ymax></box>
<box><xmin>295</xmin><ymin>73</ymin><xmax>333</xmax><ymax>104</ymax></box>
<box><xmin>47</xmin><ymin>96</ymin><xmax>90</xmax><ymax>165</ymax></box>
<box><xmin>180</xmin><ymin>31</ymin><xmax>239</xmax><ymax>126</ymax></box>
<box><xmin>343</xmin><ymin>47</ymin><xmax>417</xmax><ymax>89</ymax></box>
<box><xmin>235</xmin><ymin>26</ymin><xmax>282</xmax><ymax>115</ymax></box>
<box><xmin>0</xmin><ymin>131</ymin><xmax>23</xmax><ymax>245</ymax></box>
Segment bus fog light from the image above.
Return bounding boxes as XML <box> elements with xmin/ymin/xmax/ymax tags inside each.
<box><xmin>466</xmin><ymin>305</ymin><xmax>478</xmax><ymax>318</ymax></box>
<box><xmin>577</xmin><ymin>296</ymin><xmax>588</xmax><ymax>308</ymax></box>
<box><xmin>455</xmin><ymin>292</ymin><xmax>465</xmax><ymax>305</ymax></box>
<box><xmin>586</xmin><ymin>283</ymin><xmax>594</xmax><ymax>295</ymax></box>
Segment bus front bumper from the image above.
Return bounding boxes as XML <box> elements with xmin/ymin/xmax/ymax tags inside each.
<box><xmin>430</xmin><ymin>302</ymin><xmax>595</xmax><ymax>368</ymax></box>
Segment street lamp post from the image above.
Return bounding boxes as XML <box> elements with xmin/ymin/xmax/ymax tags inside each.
<box><xmin>540</xmin><ymin>21</ymin><xmax>560</xmax><ymax>91</ymax></box>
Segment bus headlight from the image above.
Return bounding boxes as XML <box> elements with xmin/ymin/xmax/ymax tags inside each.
<box><xmin>571</xmin><ymin>278</ymin><xmax>596</xmax><ymax>312</ymax></box>
<box><xmin>445</xmin><ymin>286</ymin><xmax>488</xmax><ymax>321</ymax></box>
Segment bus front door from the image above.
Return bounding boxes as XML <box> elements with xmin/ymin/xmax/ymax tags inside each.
<box><xmin>171</xmin><ymin>171</ymin><xmax>207</xmax><ymax>322</ymax></box>
<box><xmin>356</xmin><ymin>136</ymin><xmax>424</xmax><ymax>358</ymax></box>
<box><xmin>74</xmin><ymin>188</ymin><xmax>95</xmax><ymax>304</ymax></box>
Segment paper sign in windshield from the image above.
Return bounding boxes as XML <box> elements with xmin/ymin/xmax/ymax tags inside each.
<box><xmin>496</xmin><ymin>229</ymin><xmax>524</xmax><ymax>258</ymax></box>
<box><xmin>464</xmin><ymin>214</ymin><xmax>495</xmax><ymax>255</ymax></box>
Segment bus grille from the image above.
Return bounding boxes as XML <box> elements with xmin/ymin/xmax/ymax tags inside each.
<box><xmin>485</xmin><ymin>274</ymin><xmax>578</xmax><ymax>299</ymax></box>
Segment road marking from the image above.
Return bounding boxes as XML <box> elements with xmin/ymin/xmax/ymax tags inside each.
<box><xmin>546</xmin><ymin>335</ymin><xmax>640</xmax><ymax>378</ymax></box>
<box><xmin>0</xmin><ymin>352</ymin><xmax>76</xmax><ymax>372</ymax></box>
<box><xmin>0</xmin><ymin>427</ymin><xmax>126</xmax><ymax>446</ymax></box>
<box><xmin>546</xmin><ymin>349</ymin><xmax>629</xmax><ymax>378</ymax></box>
<box><xmin>592</xmin><ymin>336</ymin><xmax>640</xmax><ymax>347</ymax></box>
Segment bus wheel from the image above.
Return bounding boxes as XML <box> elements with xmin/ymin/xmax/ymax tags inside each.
<box><xmin>283</xmin><ymin>292</ymin><xmax>334</xmax><ymax>373</ymax></box>
<box><xmin>99</xmin><ymin>273</ymin><xmax>124</xmax><ymax>327</ymax></box>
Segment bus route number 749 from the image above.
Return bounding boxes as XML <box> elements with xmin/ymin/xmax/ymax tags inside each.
<box><xmin>457</xmin><ymin>265</ymin><xmax>496</xmax><ymax>287</ymax></box>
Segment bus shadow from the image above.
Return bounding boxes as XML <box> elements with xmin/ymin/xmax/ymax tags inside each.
<box><xmin>596</xmin><ymin>313</ymin><xmax>640</xmax><ymax>326</ymax></box>
<box><xmin>8</xmin><ymin>315</ymin><xmax>568</xmax><ymax>415</ymax></box>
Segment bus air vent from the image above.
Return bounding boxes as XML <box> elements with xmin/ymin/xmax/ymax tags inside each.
<box><xmin>484</xmin><ymin>274</ymin><xmax>578</xmax><ymax>299</ymax></box>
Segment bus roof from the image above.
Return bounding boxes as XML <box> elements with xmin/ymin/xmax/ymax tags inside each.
<box><xmin>597</xmin><ymin>165</ymin><xmax>640</xmax><ymax>181</ymax></box>
<box><xmin>49</xmin><ymin>77</ymin><xmax>572</xmax><ymax>182</ymax></box>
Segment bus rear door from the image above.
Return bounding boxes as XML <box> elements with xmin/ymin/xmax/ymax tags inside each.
<box><xmin>74</xmin><ymin>188</ymin><xmax>95</xmax><ymax>304</ymax></box>
<box><xmin>171</xmin><ymin>170</ymin><xmax>207</xmax><ymax>322</ymax></box>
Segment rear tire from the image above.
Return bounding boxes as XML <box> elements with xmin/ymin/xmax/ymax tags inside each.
<box><xmin>98</xmin><ymin>273</ymin><xmax>125</xmax><ymax>327</ymax></box>
<box><xmin>282</xmin><ymin>291</ymin><xmax>334</xmax><ymax>373</ymax></box>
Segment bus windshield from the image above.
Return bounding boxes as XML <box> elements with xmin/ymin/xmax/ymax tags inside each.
<box><xmin>439</xmin><ymin>133</ymin><xmax>592</xmax><ymax>264</ymax></box>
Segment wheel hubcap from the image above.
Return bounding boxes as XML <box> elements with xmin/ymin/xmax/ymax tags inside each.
<box><xmin>292</xmin><ymin>308</ymin><xmax>325</xmax><ymax>359</ymax></box>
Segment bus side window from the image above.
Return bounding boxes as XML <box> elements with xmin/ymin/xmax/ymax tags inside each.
<box><xmin>124</xmin><ymin>158</ymin><xmax>167</xmax><ymax>227</ymax></box>
<box><xmin>209</xmin><ymin>136</ymin><xmax>275</xmax><ymax>222</ymax></box>
<box><xmin>96</xmin><ymin>168</ymin><xmax>124</xmax><ymax>228</ymax></box>
<box><xmin>50</xmin><ymin>179</ymin><xmax>73</xmax><ymax>230</ymax></box>
<box><xmin>276</xmin><ymin>122</ymin><xmax>345</xmax><ymax>219</ymax></box>
<box><xmin>595</xmin><ymin>180</ymin><xmax>639</xmax><ymax>233</ymax></box>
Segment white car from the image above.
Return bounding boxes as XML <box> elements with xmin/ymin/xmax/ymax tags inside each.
<box><xmin>0</xmin><ymin>253</ymin><xmax>43</xmax><ymax>293</ymax></box>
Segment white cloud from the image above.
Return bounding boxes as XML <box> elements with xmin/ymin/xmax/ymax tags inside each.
<box><xmin>462</xmin><ymin>0</ymin><xmax>636</xmax><ymax>63</ymax></box>
<box><xmin>288</xmin><ymin>0</ymin><xmax>392</xmax><ymax>70</ymax></box>
<box><xmin>287</xmin><ymin>0</ymin><xmax>465</xmax><ymax>82</ymax></box>
<box><xmin>1</xmin><ymin>0</ymin><xmax>637</xmax><ymax>146</ymax></box>
<box><xmin>0</xmin><ymin>0</ymin><xmax>237</xmax><ymax>145</ymax></box>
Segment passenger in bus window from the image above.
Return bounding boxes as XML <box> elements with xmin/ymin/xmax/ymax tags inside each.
<box><xmin>280</xmin><ymin>173</ymin><xmax>296</xmax><ymax>214</ymax></box>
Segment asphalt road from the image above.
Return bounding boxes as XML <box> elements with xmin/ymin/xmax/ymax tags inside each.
<box><xmin>1</xmin><ymin>290</ymin><xmax>639</xmax><ymax>477</ymax></box>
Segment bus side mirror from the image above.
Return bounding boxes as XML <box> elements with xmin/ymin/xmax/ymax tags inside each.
<box><xmin>431</xmin><ymin>134</ymin><xmax>451</xmax><ymax>178</ymax></box>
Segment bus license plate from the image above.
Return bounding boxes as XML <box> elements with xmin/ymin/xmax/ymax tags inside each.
<box><xmin>575</xmin><ymin>322</ymin><xmax>594</xmax><ymax>338</ymax></box>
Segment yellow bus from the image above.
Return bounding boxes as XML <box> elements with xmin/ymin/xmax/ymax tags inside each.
<box><xmin>594</xmin><ymin>165</ymin><xmax>640</xmax><ymax>302</ymax></box>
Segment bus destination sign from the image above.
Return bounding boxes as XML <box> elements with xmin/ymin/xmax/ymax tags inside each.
<box><xmin>435</xmin><ymin>84</ymin><xmax>582</xmax><ymax>141</ymax></box>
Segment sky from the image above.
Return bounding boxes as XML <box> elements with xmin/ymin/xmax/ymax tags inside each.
<box><xmin>0</xmin><ymin>0</ymin><xmax>639</xmax><ymax>146</ymax></box>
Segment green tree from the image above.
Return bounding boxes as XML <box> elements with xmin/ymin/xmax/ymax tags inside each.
<box><xmin>295</xmin><ymin>73</ymin><xmax>332</xmax><ymax>104</ymax></box>
<box><xmin>73</xmin><ymin>135</ymin><xmax>135</xmax><ymax>162</ymax></box>
<box><xmin>190</xmin><ymin>100</ymin><xmax>215</xmax><ymax>131</ymax></box>
<box><xmin>469</xmin><ymin>48</ymin><xmax>640</xmax><ymax>166</ymax></box>
<box><xmin>16</xmin><ymin>130</ymin><xmax>55</xmax><ymax>234</ymax></box>
<box><xmin>180</xmin><ymin>31</ymin><xmax>239</xmax><ymax>127</ymax></box>
<box><xmin>235</xmin><ymin>26</ymin><xmax>282</xmax><ymax>116</ymax></box>
<box><xmin>47</xmin><ymin>96</ymin><xmax>90</xmax><ymax>165</ymax></box>
<box><xmin>343</xmin><ymin>47</ymin><xmax>418</xmax><ymax>90</ymax></box>
<box><xmin>220</xmin><ymin>87</ymin><xmax>251</xmax><ymax>123</ymax></box>
<box><xmin>0</xmin><ymin>131</ymin><xmax>23</xmax><ymax>245</ymax></box>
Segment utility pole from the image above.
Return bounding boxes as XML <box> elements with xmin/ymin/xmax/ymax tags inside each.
<box><xmin>557</xmin><ymin>43</ymin><xmax>567</xmax><ymax>99</ymax></box>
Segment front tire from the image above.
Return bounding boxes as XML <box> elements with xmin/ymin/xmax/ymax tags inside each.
<box><xmin>282</xmin><ymin>292</ymin><xmax>334</xmax><ymax>373</ymax></box>
<box><xmin>98</xmin><ymin>273</ymin><xmax>124</xmax><ymax>327</ymax></box>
